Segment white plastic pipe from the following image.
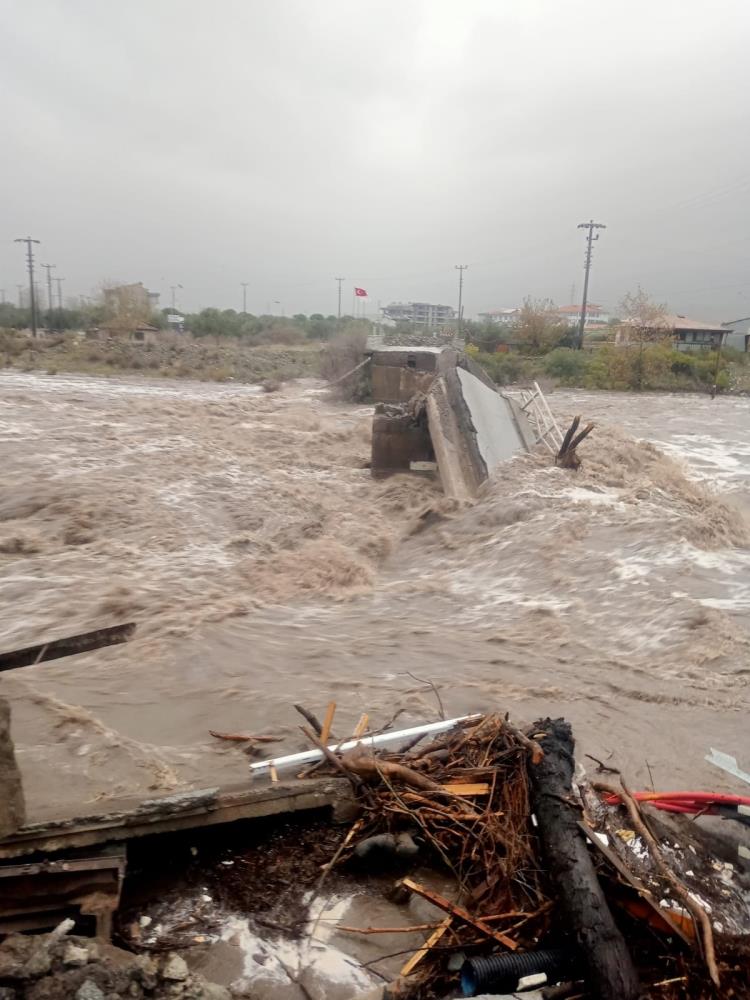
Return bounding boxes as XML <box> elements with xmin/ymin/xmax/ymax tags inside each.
<box><xmin>250</xmin><ymin>714</ymin><xmax>481</xmax><ymax>772</ymax></box>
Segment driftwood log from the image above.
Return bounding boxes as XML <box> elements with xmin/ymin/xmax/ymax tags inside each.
<box><xmin>556</xmin><ymin>416</ymin><xmax>594</xmax><ymax>469</ymax></box>
<box><xmin>529</xmin><ymin>718</ymin><xmax>640</xmax><ymax>1000</ymax></box>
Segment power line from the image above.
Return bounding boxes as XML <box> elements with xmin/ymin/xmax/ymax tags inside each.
<box><xmin>455</xmin><ymin>265</ymin><xmax>468</xmax><ymax>337</ymax></box>
<box><xmin>14</xmin><ymin>237</ymin><xmax>41</xmax><ymax>337</ymax></box>
<box><xmin>576</xmin><ymin>221</ymin><xmax>606</xmax><ymax>349</ymax></box>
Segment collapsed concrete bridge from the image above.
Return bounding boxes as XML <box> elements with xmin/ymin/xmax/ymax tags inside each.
<box><xmin>370</xmin><ymin>346</ymin><xmax>536</xmax><ymax>498</ymax></box>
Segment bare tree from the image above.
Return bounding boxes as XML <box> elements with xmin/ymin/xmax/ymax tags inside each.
<box><xmin>617</xmin><ymin>287</ymin><xmax>670</xmax><ymax>390</ymax></box>
<box><xmin>514</xmin><ymin>297</ymin><xmax>570</xmax><ymax>355</ymax></box>
<box><xmin>617</xmin><ymin>287</ymin><xmax>669</xmax><ymax>342</ymax></box>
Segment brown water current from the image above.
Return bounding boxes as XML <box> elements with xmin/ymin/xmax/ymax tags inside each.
<box><xmin>1</xmin><ymin>372</ymin><xmax>749</xmax><ymax>822</ymax></box>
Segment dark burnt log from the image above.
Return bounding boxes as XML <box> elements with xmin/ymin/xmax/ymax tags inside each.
<box><xmin>529</xmin><ymin>718</ymin><xmax>641</xmax><ymax>1000</ymax></box>
<box><xmin>556</xmin><ymin>417</ymin><xmax>594</xmax><ymax>470</ymax></box>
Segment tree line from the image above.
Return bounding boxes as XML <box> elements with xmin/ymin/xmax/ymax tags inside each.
<box><xmin>0</xmin><ymin>298</ymin><xmax>359</xmax><ymax>345</ymax></box>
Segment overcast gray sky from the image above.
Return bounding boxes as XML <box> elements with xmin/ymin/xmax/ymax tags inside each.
<box><xmin>2</xmin><ymin>0</ymin><xmax>749</xmax><ymax>320</ymax></box>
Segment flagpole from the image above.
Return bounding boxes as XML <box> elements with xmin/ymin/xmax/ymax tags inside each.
<box><xmin>352</xmin><ymin>287</ymin><xmax>355</xmax><ymax>318</ymax></box>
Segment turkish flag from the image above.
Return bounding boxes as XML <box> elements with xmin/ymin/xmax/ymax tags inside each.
<box><xmin>354</xmin><ymin>287</ymin><xmax>368</xmax><ymax>297</ymax></box>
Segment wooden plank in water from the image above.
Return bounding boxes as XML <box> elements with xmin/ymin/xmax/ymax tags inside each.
<box><xmin>0</xmin><ymin>623</ymin><xmax>136</xmax><ymax>672</ymax></box>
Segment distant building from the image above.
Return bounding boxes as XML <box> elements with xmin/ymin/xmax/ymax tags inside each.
<box><xmin>721</xmin><ymin>316</ymin><xmax>750</xmax><ymax>352</ymax></box>
<box><xmin>479</xmin><ymin>304</ymin><xmax>610</xmax><ymax>330</ymax></box>
<box><xmin>615</xmin><ymin>313</ymin><xmax>727</xmax><ymax>351</ymax></box>
<box><xmin>102</xmin><ymin>282</ymin><xmax>151</xmax><ymax>313</ymax></box>
<box><xmin>103</xmin><ymin>282</ymin><xmax>160</xmax><ymax>318</ymax></box>
<box><xmin>554</xmin><ymin>304</ymin><xmax>610</xmax><ymax>328</ymax></box>
<box><xmin>381</xmin><ymin>302</ymin><xmax>455</xmax><ymax>329</ymax></box>
<box><xmin>477</xmin><ymin>309</ymin><xmax>521</xmax><ymax>326</ymax></box>
<box><xmin>88</xmin><ymin>322</ymin><xmax>162</xmax><ymax>345</ymax></box>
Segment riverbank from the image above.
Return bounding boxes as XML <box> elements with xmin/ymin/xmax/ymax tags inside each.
<box><xmin>0</xmin><ymin>330</ymin><xmax>321</xmax><ymax>384</ymax></box>
<box><xmin>470</xmin><ymin>343</ymin><xmax>750</xmax><ymax>393</ymax></box>
<box><xmin>4</xmin><ymin>329</ymin><xmax>750</xmax><ymax>395</ymax></box>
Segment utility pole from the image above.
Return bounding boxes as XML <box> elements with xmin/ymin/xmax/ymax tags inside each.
<box><xmin>711</xmin><ymin>331</ymin><xmax>726</xmax><ymax>399</ymax></box>
<box><xmin>455</xmin><ymin>264</ymin><xmax>468</xmax><ymax>338</ymax></box>
<box><xmin>576</xmin><ymin>220</ymin><xmax>606</xmax><ymax>349</ymax></box>
<box><xmin>55</xmin><ymin>277</ymin><xmax>64</xmax><ymax>310</ymax></box>
<box><xmin>14</xmin><ymin>237</ymin><xmax>41</xmax><ymax>336</ymax></box>
<box><xmin>241</xmin><ymin>282</ymin><xmax>249</xmax><ymax>313</ymax></box>
<box><xmin>335</xmin><ymin>277</ymin><xmax>345</xmax><ymax>320</ymax></box>
<box><xmin>41</xmin><ymin>263</ymin><xmax>55</xmax><ymax>324</ymax></box>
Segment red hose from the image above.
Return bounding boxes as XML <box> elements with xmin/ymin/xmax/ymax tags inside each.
<box><xmin>602</xmin><ymin>790</ymin><xmax>750</xmax><ymax>814</ymax></box>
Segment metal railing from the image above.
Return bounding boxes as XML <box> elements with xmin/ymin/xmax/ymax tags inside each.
<box><xmin>518</xmin><ymin>381</ymin><xmax>564</xmax><ymax>454</ymax></box>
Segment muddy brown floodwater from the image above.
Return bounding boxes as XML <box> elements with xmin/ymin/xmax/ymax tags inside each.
<box><xmin>1</xmin><ymin>371</ymin><xmax>749</xmax><ymax>822</ymax></box>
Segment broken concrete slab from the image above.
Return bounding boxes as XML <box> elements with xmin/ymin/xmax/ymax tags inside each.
<box><xmin>455</xmin><ymin>367</ymin><xmax>535</xmax><ymax>471</ymax></box>
<box><xmin>426</xmin><ymin>365</ymin><xmax>533</xmax><ymax>498</ymax></box>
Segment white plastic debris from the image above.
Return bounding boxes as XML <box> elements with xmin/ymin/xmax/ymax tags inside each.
<box><xmin>250</xmin><ymin>714</ymin><xmax>481</xmax><ymax>772</ymax></box>
<box><xmin>705</xmin><ymin>748</ymin><xmax>750</xmax><ymax>787</ymax></box>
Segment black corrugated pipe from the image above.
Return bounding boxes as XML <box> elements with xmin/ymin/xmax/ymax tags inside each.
<box><xmin>460</xmin><ymin>948</ymin><xmax>573</xmax><ymax>996</ymax></box>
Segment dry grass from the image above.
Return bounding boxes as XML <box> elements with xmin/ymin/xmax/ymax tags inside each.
<box><xmin>0</xmin><ymin>330</ymin><xmax>322</xmax><ymax>384</ymax></box>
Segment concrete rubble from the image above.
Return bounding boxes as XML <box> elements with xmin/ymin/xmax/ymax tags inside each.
<box><xmin>0</xmin><ymin>924</ymin><xmax>230</xmax><ymax>1000</ymax></box>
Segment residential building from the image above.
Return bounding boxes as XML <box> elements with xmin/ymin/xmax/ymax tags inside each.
<box><xmin>721</xmin><ymin>317</ymin><xmax>750</xmax><ymax>353</ymax></box>
<box><xmin>554</xmin><ymin>304</ymin><xmax>610</xmax><ymax>328</ymax></box>
<box><xmin>477</xmin><ymin>309</ymin><xmax>521</xmax><ymax>326</ymax></box>
<box><xmin>479</xmin><ymin>304</ymin><xmax>610</xmax><ymax>329</ymax></box>
<box><xmin>615</xmin><ymin>313</ymin><xmax>727</xmax><ymax>351</ymax></box>
<box><xmin>381</xmin><ymin>301</ymin><xmax>456</xmax><ymax>329</ymax></box>
<box><xmin>103</xmin><ymin>282</ymin><xmax>150</xmax><ymax>313</ymax></box>
<box><xmin>103</xmin><ymin>282</ymin><xmax>160</xmax><ymax>317</ymax></box>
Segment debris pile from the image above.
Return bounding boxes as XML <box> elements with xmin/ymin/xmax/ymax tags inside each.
<box><xmin>3</xmin><ymin>706</ymin><xmax>749</xmax><ymax>999</ymax></box>
<box><xmin>331</xmin><ymin>714</ymin><xmax>550</xmax><ymax>989</ymax></box>
<box><xmin>0</xmin><ymin>920</ymin><xmax>229</xmax><ymax>1000</ymax></box>
<box><xmin>257</xmin><ymin>706</ymin><xmax>750</xmax><ymax>998</ymax></box>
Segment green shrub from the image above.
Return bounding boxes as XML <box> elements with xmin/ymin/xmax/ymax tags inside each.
<box><xmin>473</xmin><ymin>351</ymin><xmax>526</xmax><ymax>385</ymax></box>
<box><xmin>543</xmin><ymin>348</ymin><xmax>589</xmax><ymax>383</ymax></box>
